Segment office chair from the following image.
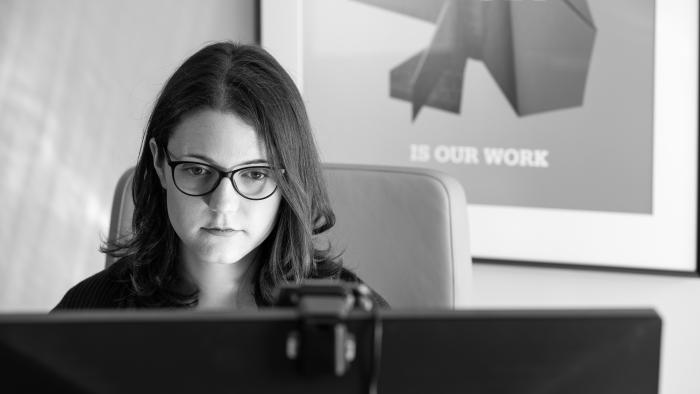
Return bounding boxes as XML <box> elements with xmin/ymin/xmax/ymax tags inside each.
<box><xmin>108</xmin><ymin>164</ymin><xmax>471</xmax><ymax>308</ymax></box>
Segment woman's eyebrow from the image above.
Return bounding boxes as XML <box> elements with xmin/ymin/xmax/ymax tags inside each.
<box><xmin>180</xmin><ymin>153</ymin><xmax>268</xmax><ymax>168</ymax></box>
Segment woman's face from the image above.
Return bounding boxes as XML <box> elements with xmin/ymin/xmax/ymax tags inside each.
<box><xmin>150</xmin><ymin>109</ymin><xmax>282</xmax><ymax>266</ymax></box>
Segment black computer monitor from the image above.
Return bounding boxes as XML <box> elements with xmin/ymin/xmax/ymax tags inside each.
<box><xmin>0</xmin><ymin>308</ymin><xmax>661</xmax><ymax>394</ymax></box>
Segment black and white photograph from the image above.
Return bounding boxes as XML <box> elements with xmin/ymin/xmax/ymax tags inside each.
<box><xmin>0</xmin><ymin>0</ymin><xmax>697</xmax><ymax>393</ymax></box>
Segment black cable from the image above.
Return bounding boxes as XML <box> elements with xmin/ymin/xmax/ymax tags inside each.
<box><xmin>368</xmin><ymin>307</ymin><xmax>383</xmax><ymax>394</ymax></box>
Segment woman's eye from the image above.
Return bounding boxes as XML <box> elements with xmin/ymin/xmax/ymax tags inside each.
<box><xmin>243</xmin><ymin>170</ymin><xmax>269</xmax><ymax>181</ymax></box>
<box><xmin>184</xmin><ymin>165</ymin><xmax>211</xmax><ymax>176</ymax></box>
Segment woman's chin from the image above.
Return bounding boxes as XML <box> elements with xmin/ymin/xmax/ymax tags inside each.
<box><xmin>195</xmin><ymin>247</ymin><xmax>255</xmax><ymax>266</ymax></box>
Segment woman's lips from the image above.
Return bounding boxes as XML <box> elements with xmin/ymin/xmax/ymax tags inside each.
<box><xmin>202</xmin><ymin>227</ymin><xmax>239</xmax><ymax>236</ymax></box>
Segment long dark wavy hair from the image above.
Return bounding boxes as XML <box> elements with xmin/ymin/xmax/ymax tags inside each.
<box><xmin>103</xmin><ymin>42</ymin><xmax>342</xmax><ymax>307</ymax></box>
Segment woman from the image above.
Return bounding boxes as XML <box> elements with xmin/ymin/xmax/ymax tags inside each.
<box><xmin>54</xmin><ymin>42</ymin><xmax>387</xmax><ymax>310</ymax></box>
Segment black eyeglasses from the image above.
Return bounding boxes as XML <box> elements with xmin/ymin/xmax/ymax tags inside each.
<box><xmin>163</xmin><ymin>149</ymin><xmax>284</xmax><ymax>200</ymax></box>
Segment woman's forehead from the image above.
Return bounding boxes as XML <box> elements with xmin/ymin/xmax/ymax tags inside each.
<box><xmin>168</xmin><ymin>109</ymin><xmax>267</xmax><ymax>167</ymax></box>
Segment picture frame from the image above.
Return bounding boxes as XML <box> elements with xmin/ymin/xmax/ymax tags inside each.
<box><xmin>262</xmin><ymin>0</ymin><xmax>699</xmax><ymax>275</ymax></box>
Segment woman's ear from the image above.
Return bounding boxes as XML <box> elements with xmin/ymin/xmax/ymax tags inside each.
<box><xmin>149</xmin><ymin>138</ymin><xmax>167</xmax><ymax>189</ymax></box>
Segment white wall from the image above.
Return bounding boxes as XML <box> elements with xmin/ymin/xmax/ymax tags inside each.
<box><xmin>470</xmin><ymin>263</ymin><xmax>700</xmax><ymax>394</ymax></box>
<box><xmin>0</xmin><ymin>0</ymin><xmax>257</xmax><ymax>311</ymax></box>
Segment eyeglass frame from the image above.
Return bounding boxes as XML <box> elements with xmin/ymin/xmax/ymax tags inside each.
<box><xmin>162</xmin><ymin>148</ymin><xmax>285</xmax><ymax>200</ymax></box>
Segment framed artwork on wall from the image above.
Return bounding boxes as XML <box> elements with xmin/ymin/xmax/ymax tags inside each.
<box><xmin>262</xmin><ymin>0</ymin><xmax>699</xmax><ymax>275</ymax></box>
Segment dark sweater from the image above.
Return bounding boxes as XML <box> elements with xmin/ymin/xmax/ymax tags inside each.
<box><xmin>53</xmin><ymin>258</ymin><xmax>389</xmax><ymax>311</ymax></box>
<box><xmin>52</xmin><ymin>259</ymin><xmax>134</xmax><ymax>310</ymax></box>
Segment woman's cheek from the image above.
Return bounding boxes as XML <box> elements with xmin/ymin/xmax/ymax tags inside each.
<box><xmin>166</xmin><ymin>191</ymin><xmax>201</xmax><ymax>240</ymax></box>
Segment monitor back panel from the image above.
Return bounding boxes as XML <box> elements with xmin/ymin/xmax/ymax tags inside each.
<box><xmin>0</xmin><ymin>309</ymin><xmax>661</xmax><ymax>394</ymax></box>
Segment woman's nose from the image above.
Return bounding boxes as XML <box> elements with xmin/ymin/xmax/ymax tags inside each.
<box><xmin>207</xmin><ymin>176</ymin><xmax>243</xmax><ymax>212</ymax></box>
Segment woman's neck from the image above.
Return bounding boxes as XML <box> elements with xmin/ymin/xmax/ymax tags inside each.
<box><xmin>180</xmin><ymin>251</ymin><xmax>258</xmax><ymax>310</ymax></box>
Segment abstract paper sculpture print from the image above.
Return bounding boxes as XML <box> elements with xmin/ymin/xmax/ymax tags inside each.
<box><xmin>355</xmin><ymin>0</ymin><xmax>597</xmax><ymax>120</ymax></box>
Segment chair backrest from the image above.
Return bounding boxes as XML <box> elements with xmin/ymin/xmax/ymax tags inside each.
<box><xmin>108</xmin><ymin>164</ymin><xmax>471</xmax><ymax>308</ymax></box>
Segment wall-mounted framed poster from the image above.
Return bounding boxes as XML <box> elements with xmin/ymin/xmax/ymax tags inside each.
<box><xmin>262</xmin><ymin>0</ymin><xmax>699</xmax><ymax>275</ymax></box>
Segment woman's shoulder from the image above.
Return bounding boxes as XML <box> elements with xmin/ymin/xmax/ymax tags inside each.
<box><xmin>338</xmin><ymin>267</ymin><xmax>390</xmax><ymax>309</ymax></box>
<box><xmin>52</xmin><ymin>258</ymin><xmax>133</xmax><ymax>311</ymax></box>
